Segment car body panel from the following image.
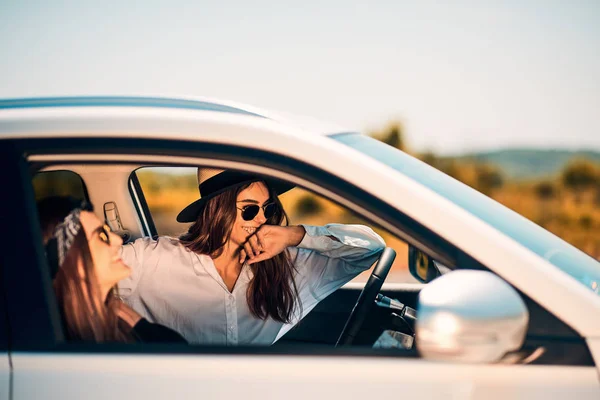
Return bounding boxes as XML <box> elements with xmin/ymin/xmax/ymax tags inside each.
<box><xmin>11</xmin><ymin>353</ymin><xmax>600</xmax><ymax>400</ymax></box>
<box><xmin>0</xmin><ymin>96</ymin><xmax>268</xmax><ymax>119</ymax></box>
<box><xmin>587</xmin><ymin>338</ymin><xmax>600</xmax><ymax>367</ymax></box>
<box><xmin>1</xmin><ymin>97</ymin><xmax>599</xmax><ymax>397</ymax></box>
<box><xmin>0</xmin><ymin>354</ymin><xmax>9</xmax><ymax>400</ymax></box>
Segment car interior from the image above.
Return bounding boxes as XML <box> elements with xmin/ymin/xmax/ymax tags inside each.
<box><xmin>31</xmin><ymin>161</ymin><xmax>422</xmax><ymax>350</ymax></box>
<box><xmin>18</xmin><ymin>149</ymin><xmax>595</xmax><ymax>366</ymax></box>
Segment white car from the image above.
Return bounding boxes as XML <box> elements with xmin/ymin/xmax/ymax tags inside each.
<box><xmin>0</xmin><ymin>96</ymin><xmax>599</xmax><ymax>399</ymax></box>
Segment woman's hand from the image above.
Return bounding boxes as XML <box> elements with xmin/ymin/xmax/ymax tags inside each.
<box><xmin>240</xmin><ymin>225</ymin><xmax>305</xmax><ymax>265</ymax></box>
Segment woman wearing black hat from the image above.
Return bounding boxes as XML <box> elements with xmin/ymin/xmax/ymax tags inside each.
<box><xmin>118</xmin><ymin>168</ymin><xmax>385</xmax><ymax>345</ymax></box>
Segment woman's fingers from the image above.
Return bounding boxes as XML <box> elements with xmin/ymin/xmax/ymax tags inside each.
<box><xmin>244</xmin><ymin>226</ymin><xmax>294</xmax><ymax>264</ymax></box>
<box><xmin>247</xmin><ymin>251</ymin><xmax>272</xmax><ymax>265</ymax></box>
<box><xmin>239</xmin><ymin>248</ymin><xmax>247</xmax><ymax>264</ymax></box>
<box><xmin>255</xmin><ymin>230</ymin><xmax>265</xmax><ymax>249</ymax></box>
<box><xmin>248</xmin><ymin>235</ymin><xmax>262</xmax><ymax>252</ymax></box>
<box><xmin>243</xmin><ymin>241</ymin><xmax>256</xmax><ymax>259</ymax></box>
<box><xmin>242</xmin><ymin>234</ymin><xmax>262</xmax><ymax>260</ymax></box>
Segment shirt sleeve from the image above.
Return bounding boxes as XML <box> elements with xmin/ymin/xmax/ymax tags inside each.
<box><xmin>118</xmin><ymin>237</ymin><xmax>158</xmax><ymax>300</ymax></box>
<box><xmin>296</xmin><ymin>223</ymin><xmax>385</xmax><ymax>266</ymax></box>
<box><xmin>297</xmin><ymin>224</ymin><xmax>384</xmax><ymax>300</ymax></box>
<box><xmin>275</xmin><ymin>224</ymin><xmax>385</xmax><ymax>342</ymax></box>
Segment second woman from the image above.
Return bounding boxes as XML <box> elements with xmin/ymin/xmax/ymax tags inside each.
<box><xmin>118</xmin><ymin>168</ymin><xmax>385</xmax><ymax>345</ymax></box>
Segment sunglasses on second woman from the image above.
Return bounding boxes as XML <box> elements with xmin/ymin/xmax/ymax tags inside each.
<box><xmin>93</xmin><ymin>224</ymin><xmax>112</xmax><ymax>245</ymax></box>
<box><xmin>237</xmin><ymin>203</ymin><xmax>277</xmax><ymax>221</ymax></box>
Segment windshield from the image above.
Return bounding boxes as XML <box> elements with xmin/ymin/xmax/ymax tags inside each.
<box><xmin>333</xmin><ymin>133</ymin><xmax>600</xmax><ymax>295</ymax></box>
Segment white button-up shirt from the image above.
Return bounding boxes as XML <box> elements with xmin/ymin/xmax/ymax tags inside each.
<box><xmin>118</xmin><ymin>224</ymin><xmax>385</xmax><ymax>345</ymax></box>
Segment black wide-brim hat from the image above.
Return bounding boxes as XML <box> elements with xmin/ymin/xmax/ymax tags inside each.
<box><xmin>176</xmin><ymin>169</ymin><xmax>295</xmax><ymax>223</ymax></box>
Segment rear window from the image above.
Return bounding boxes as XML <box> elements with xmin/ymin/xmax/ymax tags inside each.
<box><xmin>33</xmin><ymin>170</ymin><xmax>87</xmax><ymax>202</ymax></box>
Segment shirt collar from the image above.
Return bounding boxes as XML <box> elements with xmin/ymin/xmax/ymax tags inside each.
<box><xmin>192</xmin><ymin>252</ymin><xmax>254</xmax><ymax>294</ymax></box>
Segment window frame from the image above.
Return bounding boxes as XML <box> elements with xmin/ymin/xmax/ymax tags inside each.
<box><xmin>5</xmin><ymin>136</ymin><xmax>585</xmax><ymax>361</ymax></box>
<box><xmin>128</xmin><ymin>171</ymin><xmax>158</xmax><ymax>238</ymax></box>
<box><xmin>32</xmin><ymin>169</ymin><xmax>89</xmax><ymax>203</ymax></box>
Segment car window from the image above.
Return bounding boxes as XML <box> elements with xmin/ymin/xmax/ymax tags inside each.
<box><xmin>135</xmin><ymin>166</ymin><xmax>417</xmax><ymax>283</ymax></box>
<box><xmin>14</xmin><ymin>148</ymin><xmax>587</xmax><ymax>365</ymax></box>
<box><xmin>32</xmin><ymin>170</ymin><xmax>87</xmax><ymax>202</ymax></box>
<box><xmin>333</xmin><ymin>133</ymin><xmax>600</xmax><ymax>295</ymax></box>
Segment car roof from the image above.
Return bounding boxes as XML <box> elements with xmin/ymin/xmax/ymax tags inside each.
<box><xmin>0</xmin><ymin>96</ymin><xmax>348</xmax><ymax>137</ymax></box>
<box><xmin>0</xmin><ymin>96</ymin><xmax>266</xmax><ymax>118</ymax></box>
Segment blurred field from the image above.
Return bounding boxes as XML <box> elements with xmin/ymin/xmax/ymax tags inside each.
<box><xmin>492</xmin><ymin>182</ymin><xmax>599</xmax><ymax>257</ymax></box>
<box><xmin>418</xmin><ymin>155</ymin><xmax>600</xmax><ymax>260</ymax></box>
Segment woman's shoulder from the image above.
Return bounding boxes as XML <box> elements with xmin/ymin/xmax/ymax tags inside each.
<box><xmin>128</xmin><ymin>236</ymin><xmax>189</xmax><ymax>254</ymax></box>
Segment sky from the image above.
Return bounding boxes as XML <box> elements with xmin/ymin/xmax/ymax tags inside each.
<box><xmin>1</xmin><ymin>0</ymin><xmax>599</xmax><ymax>155</ymax></box>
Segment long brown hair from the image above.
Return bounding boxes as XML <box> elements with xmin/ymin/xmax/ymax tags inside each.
<box><xmin>53</xmin><ymin>229</ymin><xmax>129</xmax><ymax>342</ymax></box>
<box><xmin>179</xmin><ymin>181</ymin><xmax>301</xmax><ymax>323</ymax></box>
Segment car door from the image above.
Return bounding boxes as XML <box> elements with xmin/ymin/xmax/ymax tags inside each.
<box><xmin>4</xmin><ymin>133</ymin><xmax>600</xmax><ymax>400</ymax></box>
<box><xmin>278</xmin><ymin>282</ymin><xmax>422</xmax><ymax>345</ymax></box>
<box><xmin>0</xmin><ymin>145</ymin><xmax>10</xmax><ymax>394</ymax></box>
<box><xmin>0</xmin><ymin>261</ymin><xmax>9</xmax><ymax>400</ymax></box>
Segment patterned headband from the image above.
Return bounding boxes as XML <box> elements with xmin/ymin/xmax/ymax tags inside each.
<box><xmin>46</xmin><ymin>201</ymin><xmax>94</xmax><ymax>276</ymax></box>
<box><xmin>53</xmin><ymin>208</ymin><xmax>84</xmax><ymax>267</ymax></box>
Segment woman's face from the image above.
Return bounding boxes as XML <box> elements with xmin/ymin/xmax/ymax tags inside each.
<box><xmin>79</xmin><ymin>211</ymin><xmax>130</xmax><ymax>290</ymax></box>
<box><xmin>229</xmin><ymin>181</ymin><xmax>272</xmax><ymax>247</ymax></box>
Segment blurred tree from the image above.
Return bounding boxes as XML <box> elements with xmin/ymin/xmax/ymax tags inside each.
<box><xmin>419</xmin><ymin>154</ymin><xmax>503</xmax><ymax>195</ymax></box>
<box><xmin>141</xmin><ymin>172</ymin><xmax>162</xmax><ymax>194</ymax></box>
<box><xmin>440</xmin><ymin>160</ymin><xmax>464</xmax><ymax>181</ymax></box>
<box><xmin>419</xmin><ymin>152</ymin><xmax>462</xmax><ymax>180</ymax></box>
<box><xmin>579</xmin><ymin>214</ymin><xmax>593</xmax><ymax>230</ymax></box>
<box><xmin>420</xmin><ymin>151</ymin><xmax>439</xmax><ymax>167</ymax></box>
<box><xmin>535</xmin><ymin>181</ymin><xmax>557</xmax><ymax>200</ymax></box>
<box><xmin>294</xmin><ymin>194</ymin><xmax>323</xmax><ymax>217</ymax></box>
<box><xmin>534</xmin><ymin>181</ymin><xmax>557</xmax><ymax>226</ymax></box>
<box><xmin>474</xmin><ymin>163</ymin><xmax>504</xmax><ymax>195</ymax></box>
<box><xmin>372</xmin><ymin>121</ymin><xmax>406</xmax><ymax>151</ymax></box>
<box><xmin>561</xmin><ymin>159</ymin><xmax>599</xmax><ymax>191</ymax></box>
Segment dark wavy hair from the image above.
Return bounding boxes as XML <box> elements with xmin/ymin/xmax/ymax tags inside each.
<box><xmin>179</xmin><ymin>181</ymin><xmax>301</xmax><ymax>323</ymax></box>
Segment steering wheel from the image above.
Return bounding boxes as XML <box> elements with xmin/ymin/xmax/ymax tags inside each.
<box><xmin>336</xmin><ymin>247</ymin><xmax>396</xmax><ymax>346</ymax></box>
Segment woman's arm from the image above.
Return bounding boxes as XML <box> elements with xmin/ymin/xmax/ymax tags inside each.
<box><xmin>290</xmin><ymin>223</ymin><xmax>386</xmax><ymax>294</ymax></box>
<box><xmin>273</xmin><ymin>224</ymin><xmax>385</xmax><ymax>342</ymax></box>
<box><xmin>296</xmin><ymin>223</ymin><xmax>385</xmax><ymax>265</ymax></box>
<box><xmin>242</xmin><ymin>223</ymin><xmax>384</xmax><ymax>270</ymax></box>
<box><xmin>242</xmin><ymin>225</ymin><xmax>305</xmax><ymax>264</ymax></box>
<box><xmin>118</xmin><ymin>237</ymin><xmax>158</xmax><ymax>299</ymax></box>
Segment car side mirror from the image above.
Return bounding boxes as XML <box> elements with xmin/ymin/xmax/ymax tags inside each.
<box><xmin>408</xmin><ymin>245</ymin><xmax>441</xmax><ymax>283</ymax></box>
<box><xmin>416</xmin><ymin>270</ymin><xmax>529</xmax><ymax>363</ymax></box>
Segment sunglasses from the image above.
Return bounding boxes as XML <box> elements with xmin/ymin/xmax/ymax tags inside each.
<box><xmin>93</xmin><ymin>224</ymin><xmax>112</xmax><ymax>245</ymax></box>
<box><xmin>237</xmin><ymin>203</ymin><xmax>277</xmax><ymax>221</ymax></box>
